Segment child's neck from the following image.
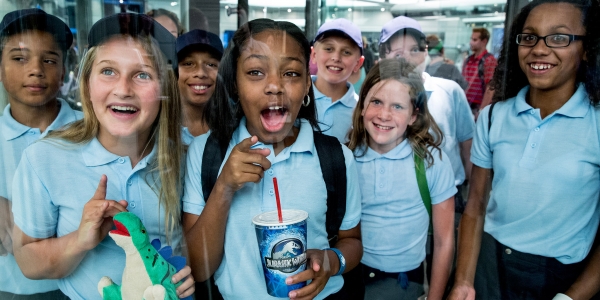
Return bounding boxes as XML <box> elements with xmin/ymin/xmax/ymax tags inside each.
<box><xmin>183</xmin><ymin>103</ymin><xmax>209</xmax><ymax>137</ymax></box>
<box><xmin>9</xmin><ymin>99</ymin><xmax>60</xmax><ymax>133</ymax></box>
<box><xmin>97</xmin><ymin>130</ymin><xmax>154</xmax><ymax>168</ymax></box>
<box><xmin>272</xmin><ymin>126</ymin><xmax>300</xmax><ymax>156</ymax></box>
<box><xmin>315</xmin><ymin>76</ymin><xmax>349</xmax><ymax>103</ymax></box>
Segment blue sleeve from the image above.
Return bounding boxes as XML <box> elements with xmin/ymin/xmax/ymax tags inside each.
<box><xmin>470</xmin><ymin>104</ymin><xmax>493</xmax><ymax>169</ymax></box>
<box><xmin>11</xmin><ymin>150</ymin><xmax>58</xmax><ymax>239</ymax></box>
<box><xmin>340</xmin><ymin>145</ymin><xmax>361</xmax><ymax>230</ymax></box>
<box><xmin>427</xmin><ymin>149</ymin><xmax>458</xmax><ymax>205</ymax></box>
<box><xmin>453</xmin><ymin>85</ymin><xmax>475</xmax><ymax>143</ymax></box>
<box><xmin>182</xmin><ymin>134</ymin><xmax>210</xmax><ymax>216</ymax></box>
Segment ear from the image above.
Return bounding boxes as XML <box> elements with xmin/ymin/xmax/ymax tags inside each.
<box><xmin>305</xmin><ymin>74</ymin><xmax>312</xmax><ymax>95</ymax></box>
<box><xmin>60</xmin><ymin>65</ymin><xmax>66</xmax><ymax>86</ymax></box>
<box><xmin>353</xmin><ymin>56</ymin><xmax>365</xmax><ymax>73</ymax></box>
<box><xmin>409</xmin><ymin>108</ymin><xmax>419</xmax><ymax>125</ymax></box>
<box><xmin>310</xmin><ymin>46</ymin><xmax>316</xmax><ymax>64</ymax></box>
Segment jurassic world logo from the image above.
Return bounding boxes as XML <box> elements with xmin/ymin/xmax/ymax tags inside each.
<box><xmin>265</xmin><ymin>238</ymin><xmax>306</xmax><ymax>273</ymax></box>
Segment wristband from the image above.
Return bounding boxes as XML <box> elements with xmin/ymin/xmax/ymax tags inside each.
<box><xmin>325</xmin><ymin>248</ymin><xmax>346</xmax><ymax>276</ymax></box>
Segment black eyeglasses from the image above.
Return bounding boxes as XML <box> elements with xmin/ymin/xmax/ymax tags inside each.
<box><xmin>516</xmin><ymin>34</ymin><xmax>585</xmax><ymax>48</ymax></box>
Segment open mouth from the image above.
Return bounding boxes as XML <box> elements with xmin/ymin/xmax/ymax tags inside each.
<box><xmin>110</xmin><ymin>220</ymin><xmax>130</xmax><ymax>237</ymax></box>
<box><xmin>327</xmin><ymin>66</ymin><xmax>343</xmax><ymax>72</ymax></box>
<box><xmin>529</xmin><ymin>63</ymin><xmax>554</xmax><ymax>70</ymax></box>
<box><xmin>191</xmin><ymin>85</ymin><xmax>209</xmax><ymax>91</ymax></box>
<box><xmin>374</xmin><ymin>123</ymin><xmax>394</xmax><ymax>131</ymax></box>
<box><xmin>260</xmin><ymin>106</ymin><xmax>289</xmax><ymax>132</ymax></box>
<box><xmin>110</xmin><ymin>105</ymin><xmax>138</xmax><ymax>115</ymax></box>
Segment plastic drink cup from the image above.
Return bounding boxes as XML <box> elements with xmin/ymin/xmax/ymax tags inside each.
<box><xmin>253</xmin><ymin>209</ymin><xmax>308</xmax><ymax>298</ymax></box>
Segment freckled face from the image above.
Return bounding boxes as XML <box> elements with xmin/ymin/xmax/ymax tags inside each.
<box><xmin>362</xmin><ymin>79</ymin><xmax>416</xmax><ymax>154</ymax></box>
<box><xmin>0</xmin><ymin>30</ymin><xmax>64</xmax><ymax>108</ymax></box>
<box><xmin>88</xmin><ymin>36</ymin><xmax>161</xmax><ymax>145</ymax></box>
<box><xmin>236</xmin><ymin>30</ymin><xmax>311</xmax><ymax>144</ymax></box>
<box><xmin>177</xmin><ymin>50</ymin><xmax>219</xmax><ymax>107</ymax></box>
<box><xmin>518</xmin><ymin>2</ymin><xmax>585</xmax><ymax>93</ymax></box>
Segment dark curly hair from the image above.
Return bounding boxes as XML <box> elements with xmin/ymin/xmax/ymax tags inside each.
<box><xmin>490</xmin><ymin>0</ymin><xmax>600</xmax><ymax>105</ymax></box>
<box><xmin>203</xmin><ymin>19</ymin><xmax>317</xmax><ymax>147</ymax></box>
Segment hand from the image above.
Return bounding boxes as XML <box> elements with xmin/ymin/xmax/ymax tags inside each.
<box><xmin>286</xmin><ymin>249</ymin><xmax>334</xmax><ymax>300</ymax></box>
<box><xmin>171</xmin><ymin>265</ymin><xmax>195</xmax><ymax>298</ymax></box>
<box><xmin>76</xmin><ymin>175</ymin><xmax>128</xmax><ymax>251</ymax></box>
<box><xmin>0</xmin><ymin>197</ymin><xmax>13</xmax><ymax>255</ymax></box>
<box><xmin>215</xmin><ymin>136</ymin><xmax>271</xmax><ymax>195</ymax></box>
<box><xmin>447</xmin><ymin>282</ymin><xmax>476</xmax><ymax>300</ymax></box>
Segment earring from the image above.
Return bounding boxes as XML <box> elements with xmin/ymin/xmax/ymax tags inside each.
<box><xmin>303</xmin><ymin>95</ymin><xmax>311</xmax><ymax>107</ymax></box>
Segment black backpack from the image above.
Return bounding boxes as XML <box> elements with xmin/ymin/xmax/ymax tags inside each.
<box><xmin>195</xmin><ymin>130</ymin><xmax>358</xmax><ymax>299</ymax></box>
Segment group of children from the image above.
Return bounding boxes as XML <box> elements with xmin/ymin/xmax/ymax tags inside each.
<box><xmin>2</xmin><ymin>0</ymin><xmax>600</xmax><ymax>299</ymax></box>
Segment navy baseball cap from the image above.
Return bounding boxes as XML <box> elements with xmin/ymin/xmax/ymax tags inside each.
<box><xmin>314</xmin><ymin>18</ymin><xmax>363</xmax><ymax>54</ymax></box>
<box><xmin>0</xmin><ymin>8</ymin><xmax>73</xmax><ymax>48</ymax></box>
<box><xmin>88</xmin><ymin>13</ymin><xmax>177</xmax><ymax>66</ymax></box>
<box><xmin>176</xmin><ymin>29</ymin><xmax>224</xmax><ymax>60</ymax></box>
<box><xmin>380</xmin><ymin>16</ymin><xmax>425</xmax><ymax>45</ymax></box>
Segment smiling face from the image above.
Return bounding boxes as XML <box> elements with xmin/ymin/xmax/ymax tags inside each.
<box><xmin>518</xmin><ymin>2</ymin><xmax>585</xmax><ymax>94</ymax></box>
<box><xmin>178</xmin><ymin>50</ymin><xmax>219</xmax><ymax>108</ymax></box>
<box><xmin>236</xmin><ymin>30</ymin><xmax>311</xmax><ymax>144</ymax></box>
<box><xmin>311</xmin><ymin>35</ymin><xmax>362</xmax><ymax>85</ymax></box>
<box><xmin>0</xmin><ymin>30</ymin><xmax>64</xmax><ymax>108</ymax></box>
<box><xmin>88</xmin><ymin>36</ymin><xmax>161</xmax><ymax>147</ymax></box>
<box><xmin>362</xmin><ymin>79</ymin><xmax>416</xmax><ymax>154</ymax></box>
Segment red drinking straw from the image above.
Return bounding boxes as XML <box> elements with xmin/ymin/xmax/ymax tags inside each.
<box><xmin>273</xmin><ymin>177</ymin><xmax>283</xmax><ymax>223</ymax></box>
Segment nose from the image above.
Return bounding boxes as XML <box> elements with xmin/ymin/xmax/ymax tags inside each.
<box><xmin>195</xmin><ymin>64</ymin><xmax>208</xmax><ymax>78</ymax></box>
<box><xmin>531</xmin><ymin>37</ymin><xmax>551</xmax><ymax>55</ymax></box>
<box><xmin>27</xmin><ymin>58</ymin><xmax>44</xmax><ymax>78</ymax></box>
<box><xmin>264</xmin><ymin>73</ymin><xmax>284</xmax><ymax>95</ymax></box>
<box><xmin>330</xmin><ymin>51</ymin><xmax>341</xmax><ymax>62</ymax></box>
<box><xmin>113</xmin><ymin>75</ymin><xmax>133</xmax><ymax>99</ymax></box>
<box><xmin>377</xmin><ymin>106</ymin><xmax>392</xmax><ymax>120</ymax></box>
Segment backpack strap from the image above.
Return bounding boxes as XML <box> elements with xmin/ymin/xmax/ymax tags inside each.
<box><xmin>313</xmin><ymin>131</ymin><xmax>347</xmax><ymax>247</ymax></box>
<box><xmin>488</xmin><ymin>101</ymin><xmax>497</xmax><ymax>133</ymax></box>
<box><xmin>413</xmin><ymin>152</ymin><xmax>432</xmax><ymax>233</ymax></box>
<box><xmin>201</xmin><ymin>132</ymin><xmax>228</xmax><ymax>202</ymax></box>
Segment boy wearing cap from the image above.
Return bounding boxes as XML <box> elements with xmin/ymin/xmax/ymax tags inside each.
<box><xmin>176</xmin><ymin>29</ymin><xmax>223</xmax><ymax>145</ymax></box>
<box><xmin>0</xmin><ymin>8</ymin><xmax>81</xmax><ymax>299</ymax></box>
<box><xmin>310</xmin><ymin>18</ymin><xmax>364</xmax><ymax>143</ymax></box>
<box><xmin>377</xmin><ymin>16</ymin><xmax>475</xmax><ymax>299</ymax></box>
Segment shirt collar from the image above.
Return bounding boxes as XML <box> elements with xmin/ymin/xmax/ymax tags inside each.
<box><xmin>354</xmin><ymin>139</ymin><xmax>412</xmax><ymax>162</ymax></box>
<box><xmin>1</xmin><ymin>98</ymin><xmax>79</xmax><ymax>141</ymax></box>
<box><xmin>514</xmin><ymin>84</ymin><xmax>589</xmax><ymax>118</ymax></box>
<box><xmin>232</xmin><ymin>117</ymin><xmax>315</xmax><ymax>163</ymax></box>
<box><xmin>311</xmin><ymin>75</ymin><xmax>357</xmax><ymax>108</ymax></box>
<box><xmin>82</xmin><ymin>137</ymin><xmax>157</xmax><ymax>168</ymax></box>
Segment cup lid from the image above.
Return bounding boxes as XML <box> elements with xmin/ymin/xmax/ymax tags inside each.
<box><xmin>252</xmin><ymin>209</ymin><xmax>308</xmax><ymax>227</ymax></box>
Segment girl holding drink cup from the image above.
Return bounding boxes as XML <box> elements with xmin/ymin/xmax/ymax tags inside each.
<box><xmin>347</xmin><ymin>58</ymin><xmax>455</xmax><ymax>300</ymax></box>
<box><xmin>182</xmin><ymin>19</ymin><xmax>362</xmax><ymax>299</ymax></box>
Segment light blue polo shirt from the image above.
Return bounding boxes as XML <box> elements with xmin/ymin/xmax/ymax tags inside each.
<box><xmin>356</xmin><ymin>140</ymin><xmax>456</xmax><ymax>272</ymax></box>
<box><xmin>11</xmin><ymin>138</ymin><xmax>182</xmax><ymax>300</ymax></box>
<box><xmin>182</xmin><ymin>126</ymin><xmax>194</xmax><ymax>146</ymax></box>
<box><xmin>0</xmin><ymin>99</ymin><xmax>81</xmax><ymax>294</ymax></box>
<box><xmin>472</xmin><ymin>84</ymin><xmax>600</xmax><ymax>264</ymax></box>
<box><xmin>423</xmin><ymin>73</ymin><xmax>475</xmax><ymax>186</ymax></box>
<box><xmin>183</xmin><ymin>118</ymin><xmax>362</xmax><ymax>299</ymax></box>
<box><xmin>312</xmin><ymin>75</ymin><xmax>358</xmax><ymax>144</ymax></box>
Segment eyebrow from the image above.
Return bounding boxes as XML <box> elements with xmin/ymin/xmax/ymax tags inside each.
<box><xmin>8</xmin><ymin>48</ymin><xmax>60</xmax><ymax>57</ymax></box>
<box><xmin>96</xmin><ymin>60</ymin><xmax>153</xmax><ymax>69</ymax></box>
<box><xmin>243</xmin><ymin>54</ymin><xmax>304</xmax><ymax>65</ymax></box>
<box><xmin>522</xmin><ymin>25</ymin><xmax>574</xmax><ymax>32</ymax></box>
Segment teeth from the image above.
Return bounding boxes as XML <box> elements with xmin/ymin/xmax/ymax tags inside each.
<box><xmin>328</xmin><ymin>66</ymin><xmax>342</xmax><ymax>71</ymax></box>
<box><xmin>110</xmin><ymin>105</ymin><xmax>138</xmax><ymax>112</ymax></box>
<box><xmin>376</xmin><ymin>124</ymin><xmax>392</xmax><ymax>130</ymax></box>
<box><xmin>530</xmin><ymin>63</ymin><xmax>553</xmax><ymax>70</ymax></box>
<box><xmin>192</xmin><ymin>85</ymin><xmax>208</xmax><ymax>90</ymax></box>
<box><xmin>269</xmin><ymin>106</ymin><xmax>283</xmax><ymax>110</ymax></box>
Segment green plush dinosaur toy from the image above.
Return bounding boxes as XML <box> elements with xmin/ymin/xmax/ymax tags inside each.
<box><xmin>97</xmin><ymin>212</ymin><xmax>185</xmax><ymax>300</ymax></box>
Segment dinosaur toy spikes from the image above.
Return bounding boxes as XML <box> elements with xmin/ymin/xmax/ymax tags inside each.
<box><xmin>97</xmin><ymin>212</ymin><xmax>186</xmax><ymax>300</ymax></box>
